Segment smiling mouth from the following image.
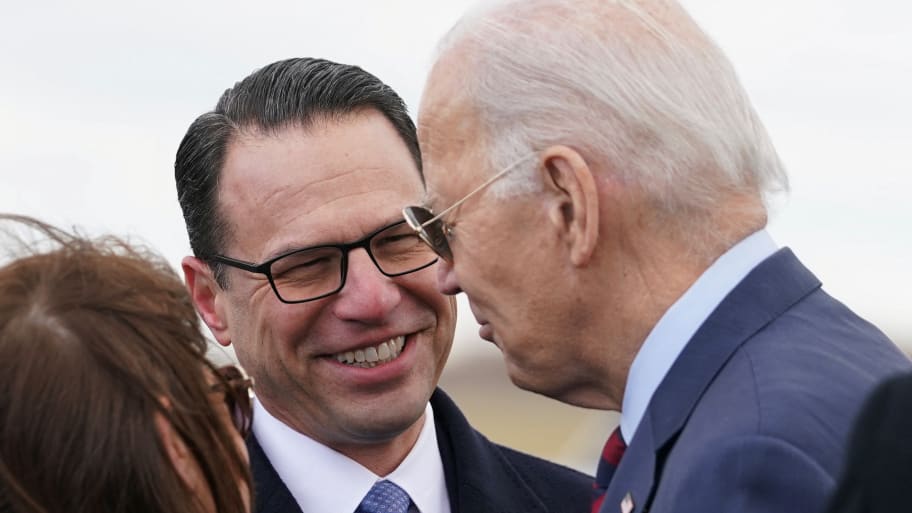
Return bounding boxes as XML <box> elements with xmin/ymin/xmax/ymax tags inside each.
<box><xmin>333</xmin><ymin>335</ymin><xmax>407</xmax><ymax>368</ymax></box>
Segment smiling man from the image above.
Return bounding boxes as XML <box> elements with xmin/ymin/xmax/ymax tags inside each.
<box><xmin>174</xmin><ymin>57</ymin><xmax>590</xmax><ymax>513</ymax></box>
<box><xmin>405</xmin><ymin>1</ymin><xmax>912</xmax><ymax>513</ymax></box>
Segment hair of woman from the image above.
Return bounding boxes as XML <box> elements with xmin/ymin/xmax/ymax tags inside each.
<box><xmin>0</xmin><ymin>214</ymin><xmax>251</xmax><ymax>513</ymax></box>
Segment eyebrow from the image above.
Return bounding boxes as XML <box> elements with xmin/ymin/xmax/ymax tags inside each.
<box><xmin>261</xmin><ymin>242</ymin><xmax>311</xmax><ymax>263</ymax></box>
<box><xmin>261</xmin><ymin>217</ymin><xmax>403</xmax><ymax>262</ymax></box>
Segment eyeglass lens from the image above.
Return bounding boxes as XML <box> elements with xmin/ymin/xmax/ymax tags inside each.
<box><xmin>403</xmin><ymin>207</ymin><xmax>452</xmax><ymax>261</ymax></box>
<box><xmin>268</xmin><ymin>222</ymin><xmax>437</xmax><ymax>302</ymax></box>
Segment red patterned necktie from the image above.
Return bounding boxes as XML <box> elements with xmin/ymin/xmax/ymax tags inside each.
<box><xmin>591</xmin><ymin>426</ymin><xmax>627</xmax><ymax>513</ymax></box>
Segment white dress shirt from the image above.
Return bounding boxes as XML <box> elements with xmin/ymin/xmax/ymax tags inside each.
<box><xmin>619</xmin><ymin>229</ymin><xmax>779</xmax><ymax>442</ymax></box>
<box><xmin>253</xmin><ymin>399</ymin><xmax>451</xmax><ymax>513</ymax></box>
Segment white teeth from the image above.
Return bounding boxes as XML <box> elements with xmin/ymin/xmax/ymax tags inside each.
<box><xmin>333</xmin><ymin>336</ymin><xmax>406</xmax><ymax>368</ymax></box>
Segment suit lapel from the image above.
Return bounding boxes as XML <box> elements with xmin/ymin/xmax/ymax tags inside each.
<box><xmin>603</xmin><ymin>249</ymin><xmax>821</xmax><ymax>513</ymax></box>
<box><xmin>248</xmin><ymin>433</ymin><xmax>303</xmax><ymax>513</ymax></box>
<box><xmin>431</xmin><ymin>389</ymin><xmax>551</xmax><ymax>513</ymax></box>
<box><xmin>601</xmin><ymin>414</ymin><xmax>656</xmax><ymax>513</ymax></box>
<box><xmin>247</xmin><ymin>391</ymin><xmax>546</xmax><ymax>513</ymax></box>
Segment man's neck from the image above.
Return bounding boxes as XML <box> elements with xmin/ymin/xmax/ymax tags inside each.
<box><xmin>329</xmin><ymin>414</ymin><xmax>426</xmax><ymax>476</ymax></box>
<box><xmin>260</xmin><ymin>396</ymin><xmax>426</xmax><ymax>476</ymax></box>
<box><xmin>579</xmin><ymin>222</ymin><xmax>747</xmax><ymax>409</ymax></box>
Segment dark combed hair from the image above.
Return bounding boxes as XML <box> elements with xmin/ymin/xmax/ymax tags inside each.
<box><xmin>174</xmin><ymin>57</ymin><xmax>420</xmax><ymax>285</ymax></box>
<box><xmin>0</xmin><ymin>214</ymin><xmax>251</xmax><ymax>513</ymax></box>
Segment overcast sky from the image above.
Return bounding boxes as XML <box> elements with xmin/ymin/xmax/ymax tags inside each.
<box><xmin>1</xmin><ymin>0</ymin><xmax>909</xmax><ymax>351</ymax></box>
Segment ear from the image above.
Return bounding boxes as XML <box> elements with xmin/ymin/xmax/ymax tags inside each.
<box><xmin>540</xmin><ymin>145</ymin><xmax>600</xmax><ymax>266</ymax></box>
<box><xmin>182</xmin><ymin>256</ymin><xmax>232</xmax><ymax>347</ymax></box>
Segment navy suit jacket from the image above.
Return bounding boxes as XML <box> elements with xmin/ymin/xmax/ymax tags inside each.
<box><xmin>600</xmin><ymin>249</ymin><xmax>911</xmax><ymax>513</ymax></box>
<box><xmin>249</xmin><ymin>388</ymin><xmax>592</xmax><ymax>513</ymax></box>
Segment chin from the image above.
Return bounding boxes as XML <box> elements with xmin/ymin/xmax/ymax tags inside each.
<box><xmin>505</xmin><ymin>358</ymin><xmax>567</xmax><ymax>399</ymax></box>
<box><xmin>351</xmin><ymin>391</ymin><xmax>430</xmax><ymax>438</ymax></box>
<box><xmin>352</xmin><ymin>412</ymin><xmax>426</xmax><ymax>443</ymax></box>
<box><xmin>505</xmin><ymin>365</ymin><xmax>543</xmax><ymax>395</ymax></box>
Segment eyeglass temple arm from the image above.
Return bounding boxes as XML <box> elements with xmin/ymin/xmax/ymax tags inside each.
<box><xmin>419</xmin><ymin>153</ymin><xmax>537</xmax><ymax>228</ymax></box>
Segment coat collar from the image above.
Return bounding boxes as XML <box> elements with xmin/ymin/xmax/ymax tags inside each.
<box><xmin>247</xmin><ymin>433</ymin><xmax>303</xmax><ymax>513</ymax></box>
<box><xmin>602</xmin><ymin>248</ymin><xmax>821</xmax><ymax>513</ymax></box>
<box><xmin>431</xmin><ymin>389</ymin><xmax>556</xmax><ymax>513</ymax></box>
<box><xmin>248</xmin><ymin>388</ymin><xmax>577</xmax><ymax>513</ymax></box>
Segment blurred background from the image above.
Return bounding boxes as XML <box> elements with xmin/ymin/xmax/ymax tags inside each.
<box><xmin>2</xmin><ymin>0</ymin><xmax>909</xmax><ymax>474</ymax></box>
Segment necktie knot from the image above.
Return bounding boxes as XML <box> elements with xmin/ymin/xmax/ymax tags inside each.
<box><xmin>591</xmin><ymin>426</ymin><xmax>627</xmax><ymax>513</ymax></box>
<box><xmin>356</xmin><ymin>480</ymin><xmax>412</xmax><ymax>513</ymax></box>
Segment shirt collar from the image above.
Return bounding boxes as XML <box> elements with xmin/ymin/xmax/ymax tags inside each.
<box><xmin>619</xmin><ymin>229</ymin><xmax>778</xmax><ymax>442</ymax></box>
<box><xmin>385</xmin><ymin>403</ymin><xmax>450</xmax><ymax>513</ymax></box>
<box><xmin>252</xmin><ymin>399</ymin><xmax>450</xmax><ymax>513</ymax></box>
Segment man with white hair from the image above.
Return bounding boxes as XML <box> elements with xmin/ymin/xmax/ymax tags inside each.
<box><xmin>404</xmin><ymin>1</ymin><xmax>911</xmax><ymax>512</ymax></box>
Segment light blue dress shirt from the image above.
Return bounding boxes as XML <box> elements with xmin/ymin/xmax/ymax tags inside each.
<box><xmin>619</xmin><ymin>230</ymin><xmax>779</xmax><ymax>442</ymax></box>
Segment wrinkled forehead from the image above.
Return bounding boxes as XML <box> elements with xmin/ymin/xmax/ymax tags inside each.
<box><xmin>417</xmin><ymin>63</ymin><xmax>486</xmax><ymax>206</ymax></box>
<box><xmin>218</xmin><ymin>115</ymin><xmax>425</xmax><ymax>257</ymax></box>
<box><xmin>416</xmin><ymin>131</ymin><xmax>481</xmax><ymax>211</ymax></box>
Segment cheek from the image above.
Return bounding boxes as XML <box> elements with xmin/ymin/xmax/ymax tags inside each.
<box><xmin>400</xmin><ymin>271</ymin><xmax>456</xmax><ymax>344</ymax></box>
<box><xmin>435</xmin><ymin>295</ymin><xmax>458</xmax><ymax>358</ymax></box>
<box><xmin>457</xmin><ymin>245</ymin><xmax>508</xmax><ymax>296</ymax></box>
<box><xmin>430</xmin><ymin>287</ymin><xmax>457</xmax><ymax>333</ymax></box>
<box><xmin>405</xmin><ymin>266</ymin><xmax>452</xmax><ymax>306</ymax></box>
<box><xmin>241</xmin><ymin>298</ymin><xmax>322</xmax><ymax>353</ymax></box>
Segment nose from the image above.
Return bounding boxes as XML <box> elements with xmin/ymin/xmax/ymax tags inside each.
<box><xmin>332</xmin><ymin>249</ymin><xmax>401</xmax><ymax>323</ymax></box>
<box><xmin>436</xmin><ymin>257</ymin><xmax>462</xmax><ymax>296</ymax></box>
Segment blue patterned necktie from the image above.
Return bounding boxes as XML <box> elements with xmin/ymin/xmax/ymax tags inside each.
<box><xmin>355</xmin><ymin>480</ymin><xmax>413</xmax><ymax>513</ymax></box>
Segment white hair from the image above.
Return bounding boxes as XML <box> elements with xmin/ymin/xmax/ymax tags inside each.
<box><xmin>434</xmin><ymin>0</ymin><xmax>788</xmax><ymax>235</ymax></box>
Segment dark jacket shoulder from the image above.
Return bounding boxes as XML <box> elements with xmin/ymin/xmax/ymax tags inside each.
<box><xmin>431</xmin><ymin>388</ymin><xmax>592</xmax><ymax>513</ymax></box>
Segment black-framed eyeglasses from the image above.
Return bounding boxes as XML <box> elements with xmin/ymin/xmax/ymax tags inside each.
<box><xmin>207</xmin><ymin>220</ymin><xmax>438</xmax><ymax>304</ymax></box>
<box><xmin>402</xmin><ymin>153</ymin><xmax>537</xmax><ymax>261</ymax></box>
<box><xmin>211</xmin><ymin>365</ymin><xmax>254</xmax><ymax>438</ymax></box>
